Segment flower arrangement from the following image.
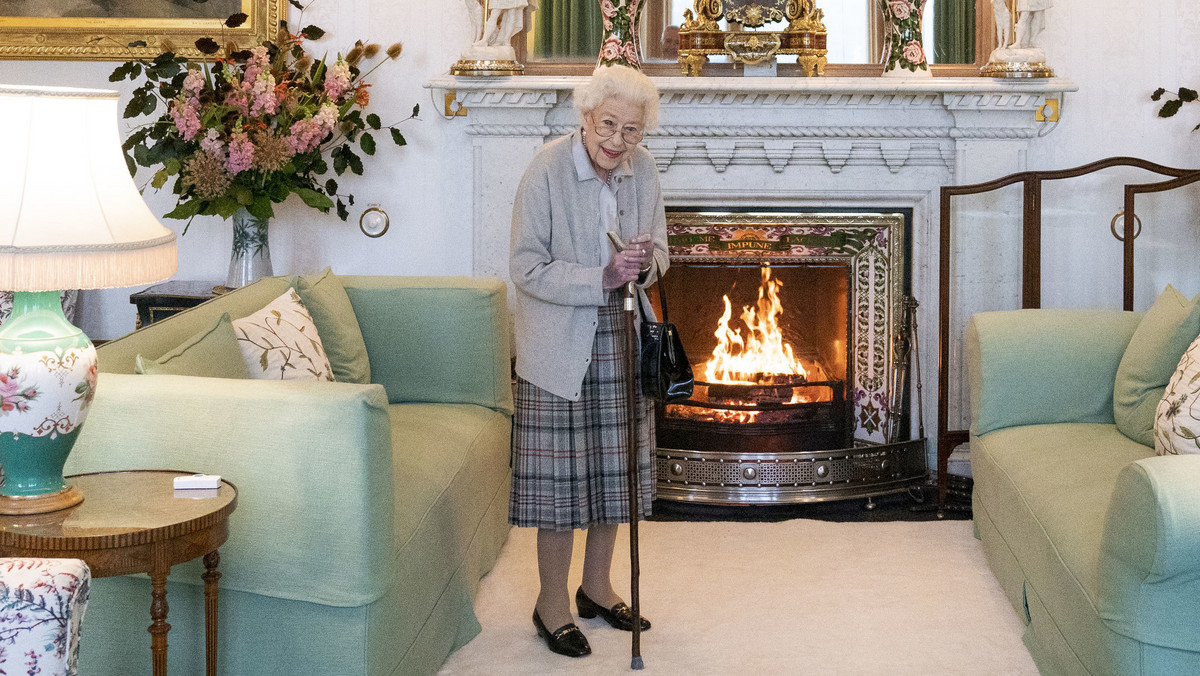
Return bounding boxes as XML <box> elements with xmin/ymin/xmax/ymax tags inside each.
<box><xmin>881</xmin><ymin>0</ymin><xmax>928</xmax><ymax>73</ymax></box>
<box><xmin>110</xmin><ymin>12</ymin><xmax>418</xmax><ymax>227</ymax></box>
<box><xmin>1152</xmin><ymin>86</ymin><xmax>1199</xmax><ymax>131</ymax></box>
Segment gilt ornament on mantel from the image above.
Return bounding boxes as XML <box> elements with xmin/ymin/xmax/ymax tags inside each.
<box><xmin>677</xmin><ymin>0</ymin><xmax>828</xmax><ymax>77</ymax></box>
<box><xmin>981</xmin><ymin>0</ymin><xmax>1054</xmax><ymax>78</ymax></box>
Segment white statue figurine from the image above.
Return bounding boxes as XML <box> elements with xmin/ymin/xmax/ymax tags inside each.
<box><xmin>983</xmin><ymin>0</ymin><xmax>1053</xmax><ymax>75</ymax></box>
<box><xmin>991</xmin><ymin>0</ymin><xmax>1012</xmax><ymax>49</ymax></box>
<box><xmin>1013</xmin><ymin>0</ymin><xmax>1051</xmax><ymax>49</ymax></box>
<box><xmin>460</xmin><ymin>0</ymin><xmax>539</xmax><ymax>62</ymax></box>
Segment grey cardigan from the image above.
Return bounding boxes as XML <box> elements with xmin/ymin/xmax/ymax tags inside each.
<box><xmin>510</xmin><ymin>130</ymin><xmax>669</xmax><ymax>401</ymax></box>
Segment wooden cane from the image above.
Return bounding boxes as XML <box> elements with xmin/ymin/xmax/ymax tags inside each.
<box><xmin>623</xmin><ymin>280</ymin><xmax>644</xmax><ymax>670</ymax></box>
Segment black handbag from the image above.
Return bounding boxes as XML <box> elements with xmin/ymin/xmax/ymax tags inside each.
<box><xmin>637</xmin><ymin>266</ymin><xmax>694</xmax><ymax>403</ymax></box>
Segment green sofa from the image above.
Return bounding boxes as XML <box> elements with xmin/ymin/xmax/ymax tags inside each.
<box><xmin>968</xmin><ymin>309</ymin><xmax>1200</xmax><ymax>675</ymax></box>
<box><xmin>64</xmin><ymin>275</ymin><xmax>514</xmax><ymax>675</ymax></box>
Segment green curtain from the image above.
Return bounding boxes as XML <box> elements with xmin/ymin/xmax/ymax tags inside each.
<box><xmin>933</xmin><ymin>0</ymin><xmax>975</xmax><ymax>64</ymax></box>
<box><xmin>533</xmin><ymin>0</ymin><xmax>603</xmax><ymax>60</ymax></box>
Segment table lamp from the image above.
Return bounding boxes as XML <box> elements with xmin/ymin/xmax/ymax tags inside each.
<box><xmin>0</xmin><ymin>85</ymin><xmax>177</xmax><ymax>514</ymax></box>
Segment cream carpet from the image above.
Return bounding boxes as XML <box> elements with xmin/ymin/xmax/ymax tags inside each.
<box><xmin>438</xmin><ymin>520</ymin><xmax>1039</xmax><ymax>676</ymax></box>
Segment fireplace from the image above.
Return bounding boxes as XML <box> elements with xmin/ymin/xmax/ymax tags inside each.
<box><xmin>428</xmin><ymin>74</ymin><xmax>1076</xmax><ymax>497</ymax></box>
<box><xmin>651</xmin><ymin>210</ymin><xmax>927</xmax><ymax>505</ymax></box>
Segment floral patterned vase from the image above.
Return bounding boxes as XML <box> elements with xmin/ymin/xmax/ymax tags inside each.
<box><xmin>598</xmin><ymin>0</ymin><xmax>647</xmax><ymax>69</ymax></box>
<box><xmin>881</xmin><ymin>0</ymin><xmax>931</xmax><ymax>77</ymax></box>
<box><xmin>227</xmin><ymin>207</ymin><xmax>273</xmax><ymax>288</ymax></box>
<box><xmin>0</xmin><ymin>291</ymin><xmax>95</xmax><ymax>508</ymax></box>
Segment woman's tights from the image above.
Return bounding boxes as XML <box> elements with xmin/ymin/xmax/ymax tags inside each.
<box><xmin>535</xmin><ymin>525</ymin><xmax>625</xmax><ymax>631</ymax></box>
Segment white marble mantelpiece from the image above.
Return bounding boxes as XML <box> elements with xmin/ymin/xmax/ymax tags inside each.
<box><xmin>428</xmin><ymin>74</ymin><xmax>1075</xmax><ymax>272</ymax></box>
<box><xmin>427</xmin><ymin>74</ymin><xmax>1077</xmax><ymax>464</ymax></box>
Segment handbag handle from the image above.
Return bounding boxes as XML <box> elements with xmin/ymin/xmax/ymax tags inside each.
<box><xmin>635</xmin><ymin>257</ymin><xmax>671</xmax><ymax>325</ymax></box>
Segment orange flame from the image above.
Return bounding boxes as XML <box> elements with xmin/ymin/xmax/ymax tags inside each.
<box><xmin>704</xmin><ymin>267</ymin><xmax>809</xmax><ymax>385</ymax></box>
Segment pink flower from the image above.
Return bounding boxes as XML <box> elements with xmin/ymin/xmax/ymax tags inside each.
<box><xmin>242</xmin><ymin>46</ymin><xmax>270</xmax><ymax>84</ymax></box>
<box><xmin>200</xmin><ymin>129</ymin><xmax>224</xmax><ymax>157</ymax></box>
<box><xmin>600</xmin><ymin>37</ymin><xmax>622</xmax><ymax>62</ymax></box>
<box><xmin>224</xmin><ymin>81</ymin><xmax>251</xmax><ymax>118</ymax></box>
<box><xmin>226</xmin><ymin>131</ymin><xmax>255</xmax><ymax>174</ymax></box>
<box><xmin>285</xmin><ymin>104</ymin><xmax>339</xmax><ymax>155</ymax></box>
<box><xmin>889</xmin><ymin>0</ymin><xmax>911</xmax><ymax>20</ymax></box>
<box><xmin>902</xmin><ymin>40</ymin><xmax>926</xmax><ymax>65</ymax></box>
<box><xmin>324</xmin><ymin>59</ymin><xmax>352</xmax><ymax>101</ymax></box>
<box><xmin>249</xmin><ymin>72</ymin><xmax>279</xmax><ymax>116</ymax></box>
<box><xmin>313</xmin><ymin>102</ymin><xmax>338</xmax><ymax>130</ymax></box>
<box><xmin>182</xmin><ymin>68</ymin><xmax>204</xmax><ymax>105</ymax></box>
<box><xmin>623</xmin><ymin>41</ymin><xmax>639</xmax><ymax>66</ymax></box>
<box><xmin>600</xmin><ymin>0</ymin><xmax>618</xmax><ymax>18</ymax></box>
<box><xmin>168</xmin><ymin>99</ymin><xmax>202</xmax><ymax>141</ymax></box>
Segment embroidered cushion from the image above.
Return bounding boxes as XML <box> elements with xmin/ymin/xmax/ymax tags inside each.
<box><xmin>135</xmin><ymin>313</ymin><xmax>250</xmax><ymax>379</ymax></box>
<box><xmin>1114</xmin><ymin>285</ymin><xmax>1200</xmax><ymax>446</ymax></box>
<box><xmin>232</xmin><ymin>289</ymin><xmax>334</xmax><ymax>381</ymax></box>
<box><xmin>292</xmin><ymin>268</ymin><xmax>371</xmax><ymax>384</ymax></box>
<box><xmin>1154</xmin><ymin>331</ymin><xmax>1200</xmax><ymax>455</ymax></box>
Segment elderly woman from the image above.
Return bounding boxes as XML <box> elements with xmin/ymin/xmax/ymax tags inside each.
<box><xmin>508</xmin><ymin>64</ymin><xmax>667</xmax><ymax>659</ymax></box>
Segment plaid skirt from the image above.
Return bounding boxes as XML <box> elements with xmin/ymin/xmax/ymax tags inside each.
<box><xmin>509</xmin><ymin>292</ymin><xmax>656</xmax><ymax>531</ymax></box>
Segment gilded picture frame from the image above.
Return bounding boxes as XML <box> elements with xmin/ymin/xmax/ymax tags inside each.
<box><xmin>0</xmin><ymin>0</ymin><xmax>286</xmax><ymax>61</ymax></box>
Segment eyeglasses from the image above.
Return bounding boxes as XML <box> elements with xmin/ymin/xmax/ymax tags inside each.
<box><xmin>589</xmin><ymin>114</ymin><xmax>644</xmax><ymax>145</ymax></box>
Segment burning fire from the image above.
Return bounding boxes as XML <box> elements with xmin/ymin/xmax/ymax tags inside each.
<box><xmin>704</xmin><ymin>266</ymin><xmax>811</xmax><ymax>387</ymax></box>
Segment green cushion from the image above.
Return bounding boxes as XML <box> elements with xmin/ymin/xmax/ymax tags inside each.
<box><xmin>134</xmin><ymin>313</ymin><xmax>250</xmax><ymax>379</ymax></box>
<box><xmin>967</xmin><ymin>309</ymin><xmax>1143</xmax><ymax>437</ymax></box>
<box><xmin>293</xmin><ymin>268</ymin><xmax>371</xmax><ymax>384</ymax></box>
<box><xmin>1114</xmin><ymin>285</ymin><xmax>1200</xmax><ymax>446</ymax></box>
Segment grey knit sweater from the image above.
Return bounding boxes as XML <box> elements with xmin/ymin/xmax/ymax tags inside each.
<box><xmin>509</xmin><ymin>129</ymin><xmax>668</xmax><ymax>401</ymax></box>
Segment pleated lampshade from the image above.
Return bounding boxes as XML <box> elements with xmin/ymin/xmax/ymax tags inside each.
<box><xmin>0</xmin><ymin>84</ymin><xmax>177</xmax><ymax>291</ymax></box>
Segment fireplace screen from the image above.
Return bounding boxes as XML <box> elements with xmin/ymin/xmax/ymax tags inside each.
<box><xmin>652</xmin><ymin>211</ymin><xmax>926</xmax><ymax>505</ymax></box>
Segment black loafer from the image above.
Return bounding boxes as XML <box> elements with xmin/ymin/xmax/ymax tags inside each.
<box><xmin>576</xmin><ymin>587</ymin><xmax>651</xmax><ymax>632</ymax></box>
<box><xmin>533</xmin><ymin>610</ymin><xmax>591</xmax><ymax>657</ymax></box>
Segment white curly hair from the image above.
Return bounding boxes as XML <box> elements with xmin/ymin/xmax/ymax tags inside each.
<box><xmin>572</xmin><ymin>65</ymin><xmax>660</xmax><ymax>131</ymax></box>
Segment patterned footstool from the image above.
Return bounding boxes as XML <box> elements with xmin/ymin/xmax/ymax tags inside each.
<box><xmin>0</xmin><ymin>558</ymin><xmax>90</xmax><ymax>676</ymax></box>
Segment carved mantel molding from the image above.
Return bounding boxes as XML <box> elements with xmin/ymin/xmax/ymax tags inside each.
<box><xmin>428</xmin><ymin>75</ymin><xmax>1075</xmax><ymax>175</ymax></box>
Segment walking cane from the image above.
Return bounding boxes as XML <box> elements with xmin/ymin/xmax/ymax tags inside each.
<box><xmin>622</xmin><ymin>279</ymin><xmax>645</xmax><ymax>670</ymax></box>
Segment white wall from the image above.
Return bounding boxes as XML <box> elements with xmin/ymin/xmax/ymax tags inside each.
<box><xmin>1</xmin><ymin>0</ymin><xmax>1198</xmax><ymax>338</ymax></box>
<box><xmin>1025</xmin><ymin>1</ymin><xmax>1200</xmax><ymax>310</ymax></box>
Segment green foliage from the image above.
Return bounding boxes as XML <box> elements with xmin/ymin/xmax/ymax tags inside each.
<box><xmin>1152</xmin><ymin>87</ymin><xmax>1200</xmax><ymax>131</ymax></box>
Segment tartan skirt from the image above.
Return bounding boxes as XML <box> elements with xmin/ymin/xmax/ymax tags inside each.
<box><xmin>509</xmin><ymin>292</ymin><xmax>656</xmax><ymax>531</ymax></box>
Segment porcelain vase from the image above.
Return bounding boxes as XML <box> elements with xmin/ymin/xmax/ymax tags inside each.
<box><xmin>881</xmin><ymin>0</ymin><xmax>931</xmax><ymax>77</ymax></box>
<box><xmin>0</xmin><ymin>290</ymin><xmax>94</xmax><ymax>511</ymax></box>
<box><xmin>226</xmin><ymin>207</ymin><xmax>273</xmax><ymax>288</ymax></box>
<box><xmin>598</xmin><ymin>0</ymin><xmax>647</xmax><ymax>69</ymax></box>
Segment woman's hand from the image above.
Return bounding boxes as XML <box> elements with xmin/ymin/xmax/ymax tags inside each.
<box><xmin>602</xmin><ymin>234</ymin><xmax>653</xmax><ymax>290</ymax></box>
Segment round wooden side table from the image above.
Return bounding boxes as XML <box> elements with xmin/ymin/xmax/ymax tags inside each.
<box><xmin>0</xmin><ymin>470</ymin><xmax>237</xmax><ymax>676</ymax></box>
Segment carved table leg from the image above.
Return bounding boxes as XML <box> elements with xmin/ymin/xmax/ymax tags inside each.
<box><xmin>149</xmin><ymin>570</ymin><xmax>171</xmax><ymax>676</ymax></box>
<box><xmin>203</xmin><ymin>550</ymin><xmax>221</xmax><ymax>676</ymax></box>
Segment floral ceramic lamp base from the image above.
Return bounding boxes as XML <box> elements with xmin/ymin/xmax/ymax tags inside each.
<box><xmin>0</xmin><ymin>292</ymin><xmax>95</xmax><ymax>515</ymax></box>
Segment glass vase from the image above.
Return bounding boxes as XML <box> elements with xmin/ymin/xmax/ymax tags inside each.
<box><xmin>226</xmin><ymin>207</ymin><xmax>273</xmax><ymax>288</ymax></box>
<box><xmin>880</xmin><ymin>0</ymin><xmax>930</xmax><ymax>77</ymax></box>
<box><xmin>597</xmin><ymin>0</ymin><xmax>647</xmax><ymax>69</ymax></box>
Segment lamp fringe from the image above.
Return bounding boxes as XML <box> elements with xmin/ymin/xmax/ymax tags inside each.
<box><xmin>0</xmin><ymin>237</ymin><xmax>177</xmax><ymax>291</ymax></box>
